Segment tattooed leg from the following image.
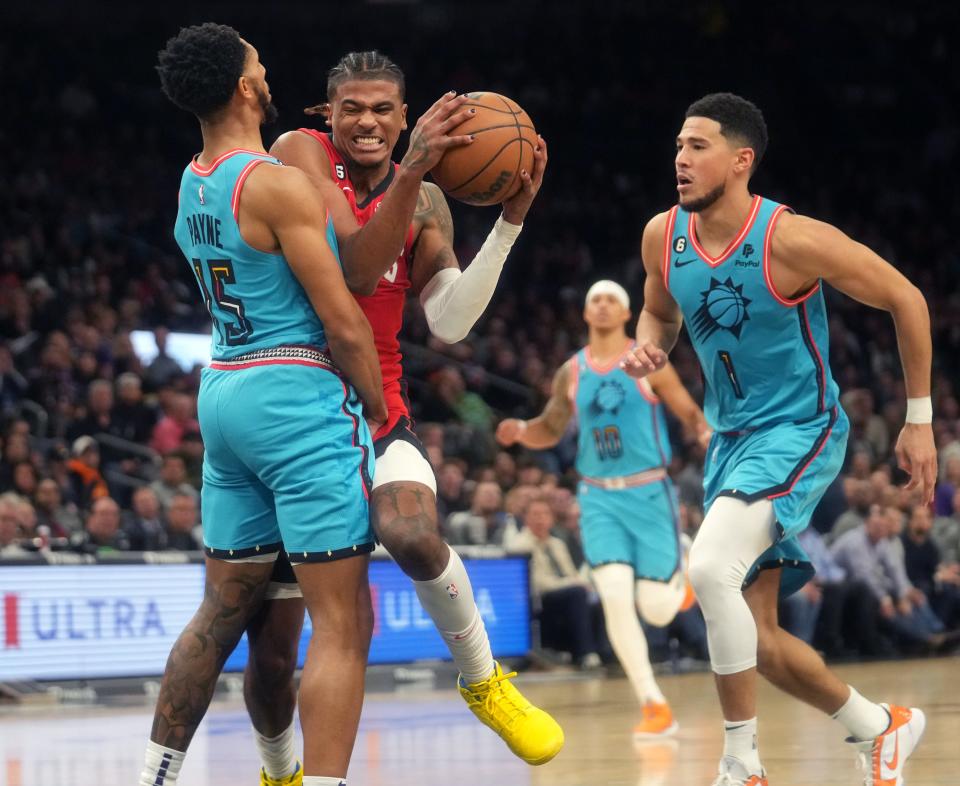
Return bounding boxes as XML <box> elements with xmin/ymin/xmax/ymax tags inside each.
<box><xmin>374</xmin><ymin>480</ymin><xmax>495</xmax><ymax>682</ymax></box>
<box><xmin>372</xmin><ymin>480</ymin><xmax>447</xmax><ymax>580</ymax></box>
<box><xmin>150</xmin><ymin>558</ymin><xmax>274</xmax><ymax>750</ymax></box>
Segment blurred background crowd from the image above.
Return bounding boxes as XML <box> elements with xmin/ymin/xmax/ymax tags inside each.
<box><xmin>2</xmin><ymin>2</ymin><xmax>959</xmax><ymax>665</ymax></box>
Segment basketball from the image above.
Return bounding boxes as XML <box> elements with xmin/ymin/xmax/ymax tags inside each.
<box><xmin>706</xmin><ymin>286</ymin><xmax>745</xmax><ymax>328</ymax></box>
<box><xmin>431</xmin><ymin>92</ymin><xmax>537</xmax><ymax>206</ymax></box>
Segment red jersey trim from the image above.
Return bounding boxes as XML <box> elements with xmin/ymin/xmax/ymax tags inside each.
<box><xmin>662</xmin><ymin>206</ymin><xmax>679</xmax><ymax>289</ymax></box>
<box><xmin>568</xmin><ymin>357</ymin><xmax>581</xmax><ymax>414</ymax></box>
<box><xmin>762</xmin><ymin>204</ymin><xmax>821</xmax><ymax>307</ymax></box>
<box><xmin>190</xmin><ymin>148</ymin><xmax>268</xmax><ymax>177</ymax></box>
<box><xmin>584</xmin><ymin>341</ymin><xmax>633</xmax><ymax>375</ymax></box>
<box><xmin>231</xmin><ymin>159</ymin><xmax>266</xmax><ymax>222</ymax></box>
<box><xmin>689</xmin><ymin>195</ymin><xmax>762</xmax><ymax>267</ymax></box>
<box><xmin>636</xmin><ymin>377</ymin><xmax>660</xmax><ymax>405</ymax></box>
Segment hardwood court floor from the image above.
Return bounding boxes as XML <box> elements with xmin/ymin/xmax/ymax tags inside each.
<box><xmin>0</xmin><ymin>658</ymin><xmax>955</xmax><ymax>785</ymax></box>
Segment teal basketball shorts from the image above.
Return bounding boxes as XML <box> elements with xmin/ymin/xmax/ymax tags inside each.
<box><xmin>197</xmin><ymin>348</ymin><xmax>375</xmax><ymax>565</ymax></box>
<box><xmin>703</xmin><ymin>406</ymin><xmax>849</xmax><ymax>596</ymax></box>
<box><xmin>578</xmin><ymin>476</ymin><xmax>682</xmax><ymax>582</ymax></box>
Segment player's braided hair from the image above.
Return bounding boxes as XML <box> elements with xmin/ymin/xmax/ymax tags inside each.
<box><xmin>304</xmin><ymin>50</ymin><xmax>405</xmax><ymax>116</ymax></box>
<box><xmin>157</xmin><ymin>23</ymin><xmax>247</xmax><ymax>120</ymax></box>
<box><xmin>686</xmin><ymin>92</ymin><xmax>769</xmax><ymax>173</ymax></box>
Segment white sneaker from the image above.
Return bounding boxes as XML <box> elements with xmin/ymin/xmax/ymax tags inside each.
<box><xmin>851</xmin><ymin>704</ymin><xmax>926</xmax><ymax>786</ymax></box>
<box><xmin>710</xmin><ymin>755</ymin><xmax>768</xmax><ymax>786</ymax></box>
<box><xmin>580</xmin><ymin>652</ymin><xmax>602</xmax><ymax>669</ymax></box>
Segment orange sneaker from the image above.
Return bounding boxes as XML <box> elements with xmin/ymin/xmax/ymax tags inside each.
<box><xmin>679</xmin><ymin>532</ymin><xmax>697</xmax><ymax>611</ymax></box>
<box><xmin>851</xmin><ymin>703</ymin><xmax>926</xmax><ymax>786</ymax></box>
<box><xmin>710</xmin><ymin>756</ymin><xmax>768</xmax><ymax>785</ymax></box>
<box><xmin>633</xmin><ymin>701</ymin><xmax>679</xmax><ymax>738</ymax></box>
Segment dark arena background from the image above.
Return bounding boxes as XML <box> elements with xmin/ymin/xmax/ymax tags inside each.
<box><xmin>1</xmin><ymin>2</ymin><xmax>958</xmax><ymax>785</ymax></box>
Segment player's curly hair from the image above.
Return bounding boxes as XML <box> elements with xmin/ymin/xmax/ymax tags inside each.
<box><xmin>686</xmin><ymin>93</ymin><xmax>768</xmax><ymax>172</ymax></box>
<box><xmin>304</xmin><ymin>50</ymin><xmax>405</xmax><ymax>115</ymax></box>
<box><xmin>156</xmin><ymin>23</ymin><xmax>247</xmax><ymax>120</ymax></box>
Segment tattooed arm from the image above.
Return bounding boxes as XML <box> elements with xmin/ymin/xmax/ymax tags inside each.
<box><xmin>496</xmin><ymin>360</ymin><xmax>574</xmax><ymax>450</ymax></box>
<box><xmin>412</xmin><ymin>182</ymin><xmax>520</xmax><ymax>344</ymax></box>
<box><xmin>150</xmin><ymin>560</ymin><xmax>273</xmax><ymax>750</ymax></box>
<box><xmin>410</xmin><ymin>182</ymin><xmax>460</xmax><ymax>293</ymax></box>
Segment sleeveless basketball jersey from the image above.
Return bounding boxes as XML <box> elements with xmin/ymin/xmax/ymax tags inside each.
<box><xmin>663</xmin><ymin>195</ymin><xmax>838</xmax><ymax>433</ymax></box>
<box><xmin>570</xmin><ymin>345</ymin><xmax>672</xmax><ymax>478</ymax></box>
<box><xmin>298</xmin><ymin>129</ymin><xmax>415</xmax><ymax>418</ymax></box>
<box><xmin>174</xmin><ymin>149</ymin><xmax>340</xmax><ymax>360</ymax></box>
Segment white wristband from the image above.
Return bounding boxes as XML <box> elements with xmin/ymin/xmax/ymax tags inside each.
<box><xmin>905</xmin><ymin>397</ymin><xmax>933</xmax><ymax>424</ymax></box>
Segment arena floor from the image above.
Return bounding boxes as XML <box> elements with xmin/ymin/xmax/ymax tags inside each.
<box><xmin>0</xmin><ymin>658</ymin><xmax>956</xmax><ymax>785</ymax></box>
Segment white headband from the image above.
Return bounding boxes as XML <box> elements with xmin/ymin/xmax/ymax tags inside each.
<box><xmin>585</xmin><ymin>280</ymin><xmax>630</xmax><ymax>310</ymax></box>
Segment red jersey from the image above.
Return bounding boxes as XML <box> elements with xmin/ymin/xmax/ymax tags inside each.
<box><xmin>299</xmin><ymin>129</ymin><xmax>416</xmax><ymax>435</ymax></box>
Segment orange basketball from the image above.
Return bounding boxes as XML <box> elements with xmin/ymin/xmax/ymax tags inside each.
<box><xmin>431</xmin><ymin>92</ymin><xmax>537</xmax><ymax>206</ymax></box>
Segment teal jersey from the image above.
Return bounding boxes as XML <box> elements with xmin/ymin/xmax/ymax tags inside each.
<box><xmin>174</xmin><ymin>149</ymin><xmax>339</xmax><ymax>360</ymax></box>
<box><xmin>570</xmin><ymin>345</ymin><xmax>672</xmax><ymax>478</ymax></box>
<box><xmin>663</xmin><ymin>196</ymin><xmax>838</xmax><ymax>433</ymax></box>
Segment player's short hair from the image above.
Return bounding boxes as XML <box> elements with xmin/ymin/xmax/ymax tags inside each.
<box><xmin>685</xmin><ymin>92</ymin><xmax>768</xmax><ymax>172</ymax></box>
<box><xmin>326</xmin><ymin>51</ymin><xmax>405</xmax><ymax>100</ymax></box>
<box><xmin>156</xmin><ymin>23</ymin><xmax>248</xmax><ymax>120</ymax></box>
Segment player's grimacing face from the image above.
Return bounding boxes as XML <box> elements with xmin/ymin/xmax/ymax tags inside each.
<box><xmin>675</xmin><ymin>117</ymin><xmax>742</xmax><ymax>211</ymax></box>
<box><xmin>329</xmin><ymin>79</ymin><xmax>407</xmax><ymax>167</ymax></box>
<box><xmin>584</xmin><ymin>294</ymin><xmax>630</xmax><ymax>330</ymax></box>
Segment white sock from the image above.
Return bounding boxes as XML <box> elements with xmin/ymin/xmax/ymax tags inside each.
<box><xmin>413</xmin><ymin>546</ymin><xmax>494</xmax><ymax>684</ymax></box>
<box><xmin>138</xmin><ymin>740</ymin><xmax>185</xmax><ymax>786</ymax></box>
<box><xmin>593</xmin><ymin>563</ymin><xmax>666</xmax><ymax>705</ymax></box>
<box><xmin>723</xmin><ymin>717</ymin><xmax>762</xmax><ymax>774</ymax></box>
<box><xmin>253</xmin><ymin>721</ymin><xmax>298</xmax><ymax>778</ymax></box>
<box><xmin>303</xmin><ymin>777</ymin><xmax>346</xmax><ymax>785</ymax></box>
<box><xmin>832</xmin><ymin>686</ymin><xmax>890</xmax><ymax>741</ymax></box>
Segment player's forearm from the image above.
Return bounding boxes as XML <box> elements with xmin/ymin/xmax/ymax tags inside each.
<box><xmin>889</xmin><ymin>284</ymin><xmax>932</xmax><ymax>400</ymax></box>
<box><xmin>420</xmin><ymin>215</ymin><xmax>521</xmax><ymax>343</ymax></box>
<box><xmin>515</xmin><ymin>417</ymin><xmax>564</xmax><ymax>450</ymax></box>
<box><xmin>326</xmin><ymin>320</ymin><xmax>387</xmax><ymax>422</ymax></box>
<box><xmin>636</xmin><ymin>307</ymin><xmax>682</xmax><ymax>354</ymax></box>
<box><xmin>342</xmin><ymin>167</ymin><xmax>423</xmax><ymax>296</ymax></box>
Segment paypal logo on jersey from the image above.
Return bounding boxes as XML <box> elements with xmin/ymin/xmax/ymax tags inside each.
<box><xmin>692</xmin><ymin>276</ymin><xmax>752</xmax><ymax>341</ymax></box>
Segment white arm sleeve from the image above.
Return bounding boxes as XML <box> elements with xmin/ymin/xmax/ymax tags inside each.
<box><xmin>418</xmin><ymin>214</ymin><xmax>522</xmax><ymax>344</ymax></box>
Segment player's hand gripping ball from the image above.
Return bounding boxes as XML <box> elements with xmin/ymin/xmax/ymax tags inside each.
<box><xmin>431</xmin><ymin>92</ymin><xmax>537</xmax><ymax>206</ymax></box>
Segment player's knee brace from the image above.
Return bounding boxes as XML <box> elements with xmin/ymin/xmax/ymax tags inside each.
<box><xmin>686</xmin><ymin>496</ymin><xmax>781</xmax><ymax>674</ymax></box>
<box><xmin>636</xmin><ymin>578</ymin><xmax>684</xmax><ymax>627</ymax></box>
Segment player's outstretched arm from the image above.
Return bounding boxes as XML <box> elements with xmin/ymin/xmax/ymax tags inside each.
<box><xmin>496</xmin><ymin>360</ymin><xmax>573</xmax><ymax>450</ymax></box>
<box><xmin>243</xmin><ymin>164</ymin><xmax>387</xmax><ymax>427</ymax></box>
<box><xmin>622</xmin><ymin>212</ymin><xmax>684</xmax><ymax>378</ymax></box>
<box><xmin>648</xmin><ymin>363</ymin><xmax>712</xmax><ymax>449</ymax></box>
<box><xmin>270</xmin><ymin>92</ymin><xmax>475</xmax><ymax>296</ymax></box>
<box><xmin>772</xmin><ymin>212</ymin><xmax>936</xmax><ymax>503</ymax></box>
<box><xmin>413</xmin><ymin>138</ymin><xmax>548</xmax><ymax>344</ymax></box>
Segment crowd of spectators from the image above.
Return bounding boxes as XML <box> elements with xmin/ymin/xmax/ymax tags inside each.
<box><xmin>2</xmin><ymin>4</ymin><xmax>960</xmax><ymax>664</ymax></box>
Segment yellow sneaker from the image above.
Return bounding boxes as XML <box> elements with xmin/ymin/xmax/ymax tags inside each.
<box><xmin>259</xmin><ymin>761</ymin><xmax>303</xmax><ymax>786</ymax></box>
<box><xmin>458</xmin><ymin>661</ymin><xmax>564</xmax><ymax>765</ymax></box>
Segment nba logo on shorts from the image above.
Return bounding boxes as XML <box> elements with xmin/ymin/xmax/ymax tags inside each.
<box><xmin>446</xmin><ymin>582</ymin><xmax>460</xmax><ymax>599</ymax></box>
